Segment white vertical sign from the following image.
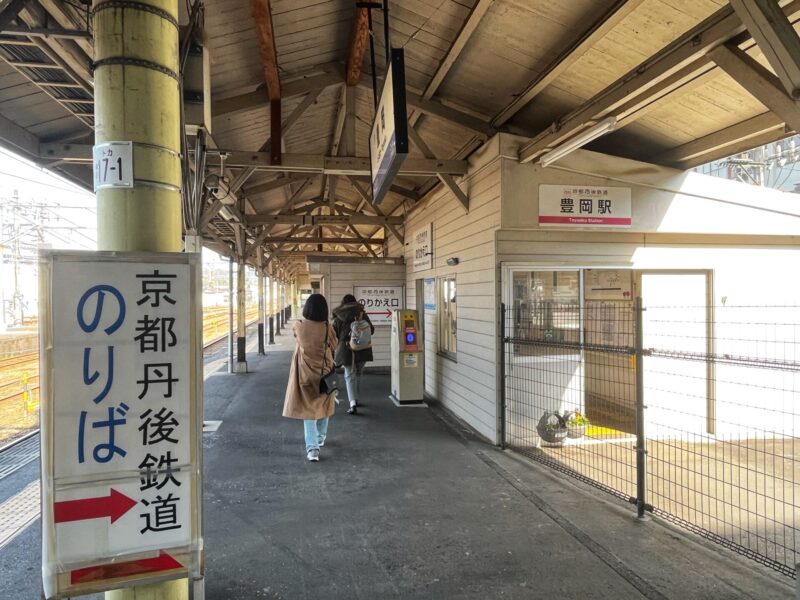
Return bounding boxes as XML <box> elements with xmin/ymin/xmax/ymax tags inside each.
<box><xmin>40</xmin><ymin>251</ymin><xmax>202</xmax><ymax>599</ymax></box>
<box><xmin>412</xmin><ymin>223</ymin><xmax>433</xmax><ymax>272</ymax></box>
<box><xmin>93</xmin><ymin>141</ymin><xmax>134</xmax><ymax>191</ymax></box>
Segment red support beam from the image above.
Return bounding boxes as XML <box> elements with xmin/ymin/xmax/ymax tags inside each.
<box><xmin>250</xmin><ymin>0</ymin><xmax>282</xmax><ymax>164</ymax></box>
<box><xmin>345</xmin><ymin>6</ymin><xmax>369</xmax><ymax>86</ymax></box>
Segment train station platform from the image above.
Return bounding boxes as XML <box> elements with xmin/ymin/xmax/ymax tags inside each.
<box><xmin>0</xmin><ymin>319</ymin><xmax>793</xmax><ymax>599</ymax></box>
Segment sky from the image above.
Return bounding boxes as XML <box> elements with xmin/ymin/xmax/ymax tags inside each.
<box><xmin>0</xmin><ymin>148</ymin><xmax>241</xmax><ymax>327</ymax></box>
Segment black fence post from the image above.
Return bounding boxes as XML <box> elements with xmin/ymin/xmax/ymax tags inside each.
<box><xmin>634</xmin><ymin>296</ymin><xmax>647</xmax><ymax>519</ymax></box>
<box><xmin>500</xmin><ymin>302</ymin><xmax>507</xmax><ymax>450</ymax></box>
<box><xmin>268</xmin><ymin>315</ymin><xmax>275</xmax><ymax>345</ymax></box>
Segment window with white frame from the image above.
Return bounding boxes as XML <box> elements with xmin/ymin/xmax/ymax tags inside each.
<box><xmin>439</xmin><ymin>276</ymin><xmax>457</xmax><ymax>358</ymax></box>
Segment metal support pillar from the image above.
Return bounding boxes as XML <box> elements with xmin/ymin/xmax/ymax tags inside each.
<box><xmin>235</xmin><ymin>259</ymin><xmax>247</xmax><ymax>373</ymax></box>
<box><xmin>257</xmin><ymin>250</ymin><xmax>265</xmax><ymax>355</ymax></box>
<box><xmin>95</xmin><ymin>0</ymin><xmax>190</xmax><ymax>598</ymax></box>
<box><xmin>228</xmin><ymin>257</ymin><xmax>234</xmax><ymax>374</ymax></box>
<box><xmin>267</xmin><ymin>274</ymin><xmax>275</xmax><ymax>344</ymax></box>
<box><xmin>634</xmin><ymin>296</ymin><xmax>648</xmax><ymax>520</ymax></box>
<box><xmin>184</xmin><ymin>234</ymin><xmax>202</xmax><ymax>253</ymax></box>
<box><xmin>274</xmin><ymin>277</ymin><xmax>282</xmax><ymax>336</ymax></box>
<box><xmin>279</xmin><ymin>281</ymin><xmax>285</xmax><ymax>328</ymax></box>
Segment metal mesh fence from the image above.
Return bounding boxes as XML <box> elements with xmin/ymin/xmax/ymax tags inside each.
<box><xmin>501</xmin><ymin>301</ymin><xmax>800</xmax><ymax>577</ymax></box>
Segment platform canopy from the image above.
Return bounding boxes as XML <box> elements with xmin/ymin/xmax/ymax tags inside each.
<box><xmin>1</xmin><ymin>0</ymin><xmax>799</xmax><ymax>271</ymax></box>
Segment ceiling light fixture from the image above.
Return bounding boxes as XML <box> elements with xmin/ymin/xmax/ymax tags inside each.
<box><xmin>538</xmin><ymin>117</ymin><xmax>618</xmax><ymax>168</ymax></box>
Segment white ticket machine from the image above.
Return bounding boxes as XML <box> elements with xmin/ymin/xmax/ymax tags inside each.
<box><xmin>390</xmin><ymin>309</ymin><xmax>424</xmax><ymax>404</ymax></box>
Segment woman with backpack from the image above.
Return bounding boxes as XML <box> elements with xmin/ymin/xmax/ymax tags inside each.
<box><xmin>283</xmin><ymin>294</ymin><xmax>338</xmax><ymax>462</ymax></box>
<box><xmin>332</xmin><ymin>294</ymin><xmax>374</xmax><ymax>415</ymax></box>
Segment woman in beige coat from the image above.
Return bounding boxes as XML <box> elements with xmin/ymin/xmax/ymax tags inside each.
<box><xmin>283</xmin><ymin>293</ymin><xmax>338</xmax><ymax>461</ymax></box>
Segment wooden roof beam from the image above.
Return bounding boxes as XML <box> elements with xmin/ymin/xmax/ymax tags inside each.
<box><xmin>709</xmin><ymin>43</ymin><xmax>800</xmax><ymax>134</ymax></box>
<box><xmin>0</xmin><ymin>0</ymin><xmax>32</xmax><ymax>31</ymax></box>
<box><xmin>247</xmin><ymin>214</ymin><xmax>403</xmax><ymax>226</ymax></box>
<box><xmin>250</xmin><ymin>0</ymin><xmax>280</xmax><ymax>100</ymax></box>
<box><xmin>730</xmin><ymin>0</ymin><xmax>800</xmax><ymax>98</ymax></box>
<box><xmin>345</xmin><ymin>6</ymin><xmax>369</xmax><ymax>86</ymax></box>
<box><xmin>518</xmin><ymin>0</ymin><xmax>800</xmax><ymax>164</ymax></box>
<box><xmin>212</xmin><ymin>63</ymin><xmax>342</xmax><ymax>117</ymax></box>
<box><xmin>423</xmin><ymin>0</ymin><xmax>493</xmax><ymax>101</ymax></box>
<box><xmin>40</xmin><ymin>145</ymin><xmax>468</xmax><ymax>177</ymax></box>
<box><xmin>243</xmin><ymin>172</ymin><xmax>315</xmax><ymax>196</ymax></box>
<box><xmin>652</xmin><ymin>111</ymin><xmax>789</xmax><ymax>169</ymax></box>
<box><xmin>208</xmin><ymin>153</ymin><xmax>467</xmax><ymax>177</ymax></box>
<box><xmin>408</xmin><ymin>124</ymin><xmax>468</xmax><ymax>211</ymax></box>
<box><xmin>230</xmin><ymin>88</ymin><xmax>323</xmax><ymax>194</ymax></box>
<box><xmin>260</xmin><ymin>236</ymin><xmax>384</xmax><ymax>245</ymax></box>
<box><xmin>250</xmin><ymin>0</ymin><xmax>281</xmax><ymax>165</ymax></box>
<box><xmin>494</xmin><ymin>0</ymin><xmax>645</xmax><ymax>127</ymax></box>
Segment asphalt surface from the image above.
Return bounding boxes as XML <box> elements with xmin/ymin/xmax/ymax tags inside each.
<box><xmin>0</xmin><ymin>320</ymin><xmax>794</xmax><ymax>599</ymax></box>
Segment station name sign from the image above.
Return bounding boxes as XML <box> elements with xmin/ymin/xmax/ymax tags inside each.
<box><xmin>369</xmin><ymin>48</ymin><xmax>409</xmax><ymax>206</ymax></box>
<box><xmin>40</xmin><ymin>251</ymin><xmax>203</xmax><ymax>599</ymax></box>
<box><xmin>539</xmin><ymin>184</ymin><xmax>632</xmax><ymax>228</ymax></box>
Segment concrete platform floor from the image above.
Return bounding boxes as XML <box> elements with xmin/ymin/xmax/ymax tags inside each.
<box><xmin>0</xmin><ymin>322</ymin><xmax>794</xmax><ymax>599</ymax></box>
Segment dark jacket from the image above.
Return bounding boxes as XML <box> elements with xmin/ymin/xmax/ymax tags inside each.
<box><xmin>332</xmin><ymin>301</ymin><xmax>375</xmax><ymax>366</ymax></box>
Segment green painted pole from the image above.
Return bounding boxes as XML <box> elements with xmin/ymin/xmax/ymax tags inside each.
<box><xmin>94</xmin><ymin>0</ymin><xmax>189</xmax><ymax>597</ymax></box>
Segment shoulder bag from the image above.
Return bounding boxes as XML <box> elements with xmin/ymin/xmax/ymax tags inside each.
<box><xmin>319</xmin><ymin>325</ymin><xmax>339</xmax><ymax>395</ymax></box>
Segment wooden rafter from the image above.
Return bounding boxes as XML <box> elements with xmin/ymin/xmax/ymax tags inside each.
<box><xmin>493</xmin><ymin>0</ymin><xmax>646</xmax><ymax>127</ymax></box>
<box><xmin>729</xmin><ymin>0</ymin><xmax>800</xmax><ymax>98</ymax></box>
<box><xmin>345</xmin><ymin>6</ymin><xmax>369</xmax><ymax>86</ymax></box>
<box><xmin>652</xmin><ymin>112</ymin><xmax>788</xmax><ymax>168</ymax></box>
<box><xmin>249</xmin><ymin>0</ymin><xmax>281</xmax><ymax>164</ymax></box>
<box><xmin>408</xmin><ymin>124</ymin><xmax>468</xmax><ymax>211</ymax></box>
<box><xmin>518</xmin><ymin>0</ymin><xmax>800</xmax><ymax>164</ymax></box>
<box><xmin>710</xmin><ymin>43</ymin><xmax>800</xmax><ymax>134</ymax></box>
<box><xmin>423</xmin><ymin>0</ymin><xmax>493</xmax><ymax>101</ymax></box>
<box><xmin>230</xmin><ymin>88</ymin><xmax>323</xmax><ymax>194</ymax></box>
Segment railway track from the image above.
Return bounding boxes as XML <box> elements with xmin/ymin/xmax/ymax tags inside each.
<box><xmin>0</xmin><ymin>306</ymin><xmax>261</xmax><ymax>446</ymax></box>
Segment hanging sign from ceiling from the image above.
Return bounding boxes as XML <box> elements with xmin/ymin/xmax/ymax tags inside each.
<box><xmin>369</xmin><ymin>48</ymin><xmax>409</xmax><ymax>206</ymax></box>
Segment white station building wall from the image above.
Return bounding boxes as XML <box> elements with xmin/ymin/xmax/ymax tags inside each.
<box><xmin>392</xmin><ymin>134</ymin><xmax>800</xmax><ymax>444</ymax></box>
<box><xmin>309</xmin><ymin>259</ymin><xmax>406</xmax><ymax>369</ymax></box>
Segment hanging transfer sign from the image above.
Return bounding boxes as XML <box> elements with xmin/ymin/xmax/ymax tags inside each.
<box><xmin>354</xmin><ymin>285</ymin><xmax>403</xmax><ymax>326</ymax></box>
<box><xmin>39</xmin><ymin>251</ymin><xmax>203</xmax><ymax>599</ymax></box>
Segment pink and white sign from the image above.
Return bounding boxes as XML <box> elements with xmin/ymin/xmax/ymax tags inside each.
<box><xmin>539</xmin><ymin>184</ymin><xmax>631</xmax><ymax>228</ymax></box>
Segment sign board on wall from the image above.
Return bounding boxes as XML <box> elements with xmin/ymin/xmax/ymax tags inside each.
<box><xmin>93</xmin><ymin>141</ymin><xmax>134</xmax><ymax>191</ymax></box>
<box><xmin>369</xmin><ymin>48</ymin><xmax>408</xmax><ymax>206</ymax></box>
<box><xmin>354</xmin><ymin>285</ymin><xmax>403</xmax><ymax>326</ymax></box>
<box><xmin>423</xmin><ymin>278</ymin><xmax>436</xmax><ymax>312</ymax></box>
<box><xmin>585</xmin><ymin>269</ymin><xmax>633</xmax><ymax>300</ymax></box>
<box><xmin>539</xmin><ymin>184</ymin><xmax>631</xmax><ymax>228</ymax></box>
<box><xmin>40</xmin><ymin>251</ymin><xmax>202</xmax><ymax>599</ymax></box>
<box><xmin>412</xmin><ymin>223</ymin><xmax>433</xmax><ymax>272</ymax></box>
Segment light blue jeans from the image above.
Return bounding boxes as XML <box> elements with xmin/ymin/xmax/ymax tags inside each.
<box><xmin>303</xmin><ymin>417</ymin><xmax>329</xmax><ymax>452</ymax></box>
<box><xmin>343</xmin><ymin>362</ymin><xmax>365</xmax><ymax>408</ymax></box>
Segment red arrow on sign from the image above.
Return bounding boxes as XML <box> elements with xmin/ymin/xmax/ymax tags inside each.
<box><xmin>367</xmin><ymin>309</ymin><xmax>392</xmax><ymax>318</ymax></box>
<box><xmin>54</xmin><ymin>488</ymin><xmax>137</xmax><ymax>524</ymax></box>
<box><xmin>70</xmin><ymin>551</ymin><xmax>182</xmax><ymax>585</ymax></box>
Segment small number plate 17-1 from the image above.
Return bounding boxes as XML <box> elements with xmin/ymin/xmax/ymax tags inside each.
<box><xmin>93</xmin><ymin>141</ymin><xmax>134</xmax><ymax>191</ymax></box>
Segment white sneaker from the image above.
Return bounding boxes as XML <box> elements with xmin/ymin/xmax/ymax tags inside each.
<box><xmin>318</xmin><ymin>437</ymin><xmax>325</xmax><ymax>447</ymax></box>
<box><xmin>307</xmin><ymin>449</ymin><xmax>320</xmax><ymax>462</ymax></box>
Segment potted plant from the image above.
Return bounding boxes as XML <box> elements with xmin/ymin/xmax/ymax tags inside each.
<box><xmin>564</xmin><ymin>410</ymin><xmax>590</xmax><ymax>439</ymax></box>
<box><xmin>536</xmin><ymin>411</ymin><xmax>568</xmax><ymax>446</ymax></box>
